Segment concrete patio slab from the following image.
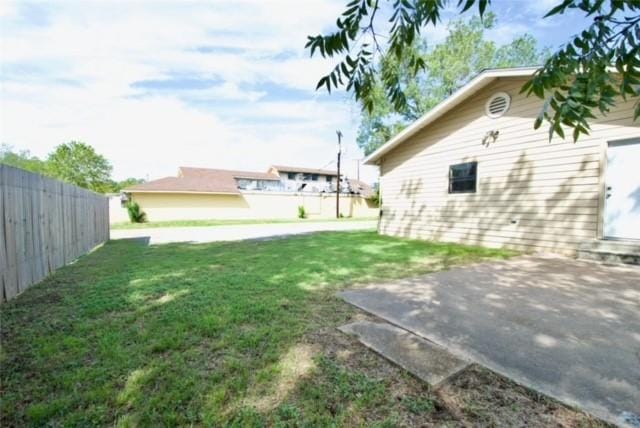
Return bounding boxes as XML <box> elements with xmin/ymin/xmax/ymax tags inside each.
<box><xmin>338</xmin><ymin>255</ymin><xmax>640</xmax><ymax>427</ymax></box>
<box><xmin>339</xmin><ymin>320</ymin><xmax>469</xmax><ymax>386</ymax></box>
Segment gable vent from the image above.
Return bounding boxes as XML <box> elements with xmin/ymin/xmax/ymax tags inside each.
<box><xmin>485</xmin><ymin>92</ymin><xmax>511</xmax><ymax>118</ymax></box>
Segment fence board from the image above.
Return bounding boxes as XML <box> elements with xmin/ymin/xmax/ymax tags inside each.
<box><xmin>0</xmin><ymin>165</ymin><xmax>109</xmax><ymax>301</ymax></box>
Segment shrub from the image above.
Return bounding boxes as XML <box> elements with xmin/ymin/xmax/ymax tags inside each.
<box><xmin>368</xmin><ymin>189</ymin><xmax>381</xmax><ymax>207</ymax></box>
<box><xmin>297</xmin><ymin>205</ymin><xmax>306</xmax><ymax>219</ymax></box>
<box><xmin>126</xmin><ymin>201</ymin><xmax>146</xmax><ymax>223</ymax></box>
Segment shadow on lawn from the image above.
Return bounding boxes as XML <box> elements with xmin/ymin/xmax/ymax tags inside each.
<box><xmin>0</xmin><ymin>231</ymin><xmax>512</xmax><ymax>426</ymax></box>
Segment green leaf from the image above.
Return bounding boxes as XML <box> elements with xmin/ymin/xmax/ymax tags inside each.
<box><xmin>543</xmin><ymin>0</ymin><xmax>572</xmax><ymax>18</ymax></box>
<box><xmin>316</xmin><ymin>76</ymin><xmax>327</xmax><ymax>91</ymax></box>
<box><xmin>478</xmin><ymin>0</ymin><xmax>489</xmax><ymax>17</ymax></box>
<box><xmin>457</xmin><ymin>0</ymin><xmax>477</xmax><ymax>13</ymax></box>
<box><xmin>343</xmin><ymin>5</ymin><xmax>359</xmax><ymax>16</ymax></box>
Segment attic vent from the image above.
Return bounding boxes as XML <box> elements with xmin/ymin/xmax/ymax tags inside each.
<box><xmin>485</xmin><ymin>92</ymin><xmax>511</xmax><ymax>118</ymax></box>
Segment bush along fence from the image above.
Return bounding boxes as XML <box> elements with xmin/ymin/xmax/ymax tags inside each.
<box><xmin>0</xmin><ymin>165</ymin><xmax>109</xmax><ymax>302</ymax></box>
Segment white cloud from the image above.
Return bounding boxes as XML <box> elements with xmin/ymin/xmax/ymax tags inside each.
<box><xmin>1</xmin><ymin>0</ymin><xmax>580</xmax><ymax>188</ymax></box>
<box><xmin>0</xmin><ymin>0</ymin><xmax>379</xmax><ymax>184</ymax></box>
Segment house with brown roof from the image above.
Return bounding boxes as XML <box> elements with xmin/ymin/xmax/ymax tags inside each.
<box><xmin>114</xmin><ymin>165</ymin><xmax>377</xmax><ymax>223</ymax></box>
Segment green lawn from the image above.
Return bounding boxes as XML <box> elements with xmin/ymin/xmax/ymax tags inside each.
<box><xmin>111</xmin><ymin>217</ymin><xmax>378</xmax><ymax>230</ymax></box>
<box><xmin>2</xmin><ymin>232</ymin><xmax>597</xmax><ymax>427</ymax></box>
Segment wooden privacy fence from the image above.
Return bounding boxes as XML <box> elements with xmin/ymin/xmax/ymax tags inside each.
<box><xmin>0</xmin><ymin>165</ymin><xmax>109</xmax><ymax>302</ymax></box>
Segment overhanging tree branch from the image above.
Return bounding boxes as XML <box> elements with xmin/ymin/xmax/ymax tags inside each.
<box><xmin>307</xmin><ymin>0</ymin><xmax>640</xmax><ymax>142</ymax></box>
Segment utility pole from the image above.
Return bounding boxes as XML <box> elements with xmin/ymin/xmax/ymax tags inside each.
<box><xmin>336</xmin><ymin>130</ymin><xmax>342</xmax><ymax>219</ymax></box>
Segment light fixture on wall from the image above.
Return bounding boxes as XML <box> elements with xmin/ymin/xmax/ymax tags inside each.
<box><xmin>482</xmin><ymin>129</ymin><xmax>499</xmax><ymax>147</ymax></box>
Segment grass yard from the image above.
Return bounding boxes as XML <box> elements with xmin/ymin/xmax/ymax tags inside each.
<box><xmin>0</xmin><ymin>232</ymin><xmax>606</xmax><ymax>426</ymax></box>
<box><xmin>110</xmin><ymin>217</ymin><xmax>378</xmax><ymax>230</ymax></box>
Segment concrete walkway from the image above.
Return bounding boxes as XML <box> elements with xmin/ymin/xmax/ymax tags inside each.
<box><xmin>339</xmin><ymin>255</ymin><xmax>640</xmax><ymax>427</ymax></box>
<box><xmin>110</xmin><ymin>220</ymin><xmax>376</xmax><ymax>244</ymax></box>
<box><xmin>339</xmin><ymin>320</ymin><xmax>470</xmax><ymax>386</ymax></box>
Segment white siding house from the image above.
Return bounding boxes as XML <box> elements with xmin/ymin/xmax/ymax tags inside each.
<box><xmin>364</xmin><ymin>67</ymin><xmax>639</xmax><ymax>255</ymax></box>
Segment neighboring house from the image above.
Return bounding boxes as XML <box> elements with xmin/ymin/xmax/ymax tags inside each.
<box><xmin>267</xmin><ymin>165</ymin><xmax>370</xmax><ymax>195</ymax></box>
<box><xmin>364</xmin><ymin>67</ymin><xmax>639</xmax><ymax>255</ymax></box>
<box><xmin>269</xmin><ymin>165</ymin><xmax>336</xmax><ymax>192</ymax></box>
<box><xmin>117</xmin><ymin>165</ymin><xmax>377</xmax><ymax>222</ymax></box>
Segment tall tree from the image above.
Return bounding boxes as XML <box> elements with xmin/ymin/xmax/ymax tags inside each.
<box><xmin>356</xmin><ymin>14</ymin><xmax>549</xmax><ymax>155</ymax></box>
<box><xmin>2</xmin><ymin>142</ymin><xmax>143</xmax><ymax>194</ymax></box>
<box><xmin>112</xmin><ymin>177</ymin><xmax>146</xmax><ymax>192</ymax></box>
<box><xmin>47</xmin><ymin>141</ymin><xmax>113</xmax><ymax>193</ymax></box>
<box><xmin>306</xmin><ymin>0</ymin><xmax>640</xmax><ymax>142</ymax></box>
<box><xmin>0</xmin><ymin>144</ymin><xmax>48</xmax><ymax>175</ymax></box>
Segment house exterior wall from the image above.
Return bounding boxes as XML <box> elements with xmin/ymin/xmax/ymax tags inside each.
<box><xmin>378</xmin><ymin>76</ymin><xmax>639</xmax><ymax>254</ymax></box>
<box><xmin>280</xmin><ymin>175</ymin><xmax>335</xmax><ymax>192</ymax></box>
<box><xmin>109</xmin><ymin>196</ymin><xmax>130</xmax><ymax>223</ymax></box>
<box><xmin>113</xmin><ymin>191</ymin><xmax>378</xmax><ymax>223</ymax></box>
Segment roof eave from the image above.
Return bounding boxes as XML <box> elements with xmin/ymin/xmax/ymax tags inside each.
<box><xmin>363</xmin><ymin>67</ymin><xmax>539</xmax><ymax>165</ymax></box>
<box><xmin>233</xmin><ymin>175</ymin><xmax>280</xmax><ymax>181</ymax></box>
<box><xmin>124</xmin><ymin>189</ymin><xmax>240</xmax><ymax>195</ymax></box>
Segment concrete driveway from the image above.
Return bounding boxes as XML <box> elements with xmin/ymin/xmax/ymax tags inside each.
<box><xmin>339</xmin><ymin>255</ymin><xmax>640</xmax><ymax>426</ymax></box>
<box><xmin>110</xmin><ymin>220</ymin><xmax>376</xmax><ymax>244</ymax></box>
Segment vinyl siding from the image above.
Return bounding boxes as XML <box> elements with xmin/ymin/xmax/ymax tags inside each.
<box><xmin>378</xmin><ymin>77</ymin><xmax>639</xmax><ymax>254</ymax></box>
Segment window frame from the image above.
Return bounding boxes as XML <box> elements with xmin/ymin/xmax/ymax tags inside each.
<box><xmin>448</xmin><ymin>161</ymin><xmax>478</xmax><ymax>194</ymax></box>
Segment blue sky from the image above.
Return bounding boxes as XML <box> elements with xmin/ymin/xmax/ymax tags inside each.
<box><xmin>0</xmin><ymin>0</ymin><xmax>590</xmax><ymax>182</ymax></box>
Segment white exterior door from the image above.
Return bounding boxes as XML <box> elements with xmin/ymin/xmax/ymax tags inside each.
<box><xmin>604</xmin><ymin>139</ymin><xmax>640</xmax><ymax>240</ymax></box>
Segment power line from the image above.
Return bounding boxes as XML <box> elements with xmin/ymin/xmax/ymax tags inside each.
<box><xmin>320</xmin><ymin>159</ymin><xmax>335</xmax><ymax>169</ymax></box>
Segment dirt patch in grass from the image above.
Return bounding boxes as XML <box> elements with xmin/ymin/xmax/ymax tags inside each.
<box><xmin>439</xmin><ymin>364</ymin><xmax>609</xmax><ymax>427</ymax></box>
<box><xmin>292</xmin><ymin>308</ymin><xmax>611</xmax><ymax>427</ymax></box>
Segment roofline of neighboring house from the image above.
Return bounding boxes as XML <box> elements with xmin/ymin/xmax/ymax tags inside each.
<box><xmin>123</xmin><ymin>190</ymin><xmax>240</xmax><ymax>195</ymax></box>
<box><xmin>178</xmin><ymin>166</ymin><xmax>280</xmax><ymax>181</ymax></box>
<box><xmin>233</xmin><ymin>174</ymin><xmax>280</xmax><ymax>181</ymax></box>
<box><xmin>270</xmin><ymin>165</ymin><xmax>338</xmax><ymax>176</ymax></box>
<box><xmin>363</xmin><ymin>66</ymin><xmax>540</xmax><ymax>165</ymax></box>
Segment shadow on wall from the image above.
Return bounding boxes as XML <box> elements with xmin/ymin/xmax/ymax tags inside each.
<box><xmin>376</xmin><ymin>77</ymin><xmax>623</xmax><ymax>253</ymax></box>
<box><xmin>382</xmin><ymin>152</ymin><xmax>598</xmax><ymax>254</ymax></box>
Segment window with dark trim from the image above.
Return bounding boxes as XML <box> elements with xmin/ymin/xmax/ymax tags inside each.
<box><xmin>311</xmin><ymin>174</ymin><xmax>319</xmax><ymax>181</ymax></box>
<box><xmin>287</xmin><ymin>172</ymin><xmax>296</xmax><ymax>180</ymax></box>
<box><xmin>449</xmin><ymin>162</ymin><xmax>477</xmax><ymax>193</ymax></box>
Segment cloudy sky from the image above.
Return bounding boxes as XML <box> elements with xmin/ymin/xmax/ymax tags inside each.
<box><xmin>1</xmin><ymin>0</ymin><xmax>589</xmax><ymax>183</ymax></box>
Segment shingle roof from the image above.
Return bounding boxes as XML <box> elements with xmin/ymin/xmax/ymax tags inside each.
<box><xmin>124</xmin><ymin>167</ymin><xmax>279</xmax><ymax>194</ymax></box>
<box><xmin>271</xmin><ymin>165</ymin><xmax>337</xmax><ymax>176</ymax></box>
<box><xmin>179</xmin><ymin>167</ymin><xmax>279</xmax><ymax>181</ymax></box>
<box><xmin>347</xmin><ymin>179</ymin><xmax>374</xmax><ymax>198</ymax></box>
<box><xmin>123</xmin><ymin>165</ymin><xmax>374</xmax><ymax>197</ymax></box>
<box><xmin>124</xmin><ymin>175</ymin><xmax>240</xmax><ymax>194</ymax></box>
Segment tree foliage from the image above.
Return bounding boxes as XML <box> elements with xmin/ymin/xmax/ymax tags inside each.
<box><xmin>47</xmin><ymin>142</ymin><xmax>114</xmax><ymax>193</ymax></box>
<box><xmin>0</xmin><ymin>142</ymin><xmax>144</xmax><ymax>194</ymax></box>
<box><xmin>306</xmin><ymin>0</ymin><xmax>640</xmax><ymax>142</ymax></box>
<box><xmin>523</xmin><ymin>0</ymin><xmax>640</xmax><ymax>141</ymax></box>
<box><xmin>110</xmin><ymin>177</ymin><xmax>146</xmax><ymax>192</ymax></box>
<box><xmin>356</xmin><ymin>14</ymin><xmax>549</xmax><ymax>155</ymax></box>
<box><xmin>0</xmin><ymin>144</ymin><xmax>48</xmax><ymax>175</ymax></box>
